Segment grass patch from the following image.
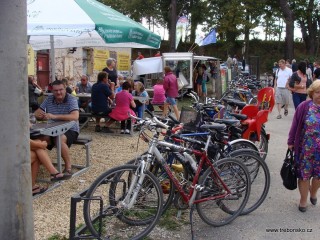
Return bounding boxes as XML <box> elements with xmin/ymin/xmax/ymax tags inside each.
<box><xmin>158</xmin><ymin>207</ymin><xmax>189</xmax><ymax>231</ymax></box>
<box><xmin>47</xmin><ymin>234</ymin><xmax>68</xmax><ymax>240</ymax></box>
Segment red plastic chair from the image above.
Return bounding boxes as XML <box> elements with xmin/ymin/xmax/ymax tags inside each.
<box><xmin>256</xmin><ymin>87</ymin><xmax>275</xmax><ymax>112</ymax></box>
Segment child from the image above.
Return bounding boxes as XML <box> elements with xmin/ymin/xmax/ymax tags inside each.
<box><xmin>106</xmin><ymin>81</ymin><xmax>136</xmax><ymax>134</ymax></box>
<box><xmin>132</xmin><ymin>81</ymin><xmax>149</xmax><ymax>118</ymax></box>
<box><xmin>151</xmin><ymin>79</ymin><xmax>166</xmax><ymax>111</ymax></box>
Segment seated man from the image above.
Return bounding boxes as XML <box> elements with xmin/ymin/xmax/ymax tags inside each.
<box><xmin>91</xmin><ymin>72</ymin><xmax>115</xmax><ymax>133</ymax></box>
<box><xmin>34</xmin><ymin>80</ymin><xmax>79</xmax><ymax>174</ymax></box>
<box><xmin>76</xmin><ymin>75</ymin><xmax>92</xmax><ymax>109</ymax></box>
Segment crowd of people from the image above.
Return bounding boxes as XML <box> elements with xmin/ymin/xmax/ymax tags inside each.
<box><xmin>28</xmin><ymin>53</ymin><xmax>181</xmax><ymax>196</ymax></box>
<box><xmin>27</xmin><ymin>50</ymin><xmax>320</xmax><ymax>216</ymax></box>
<box><xmin>273</xmin><ymin>58</ymin><xmax>319</xmax><ymax>119</ymax></box>
<box><xmin>270</xmin><ymin>57</ymin><xmax>320</xmax><ymax>212</ymax></box>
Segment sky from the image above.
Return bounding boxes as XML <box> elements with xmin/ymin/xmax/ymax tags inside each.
<box><xmin>143</xmin><ymin>19</ymin><xmax>303</xmax><ymax>42</ymax></box>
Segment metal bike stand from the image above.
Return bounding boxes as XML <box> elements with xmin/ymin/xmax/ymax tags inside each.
<box><xmin>69</xmin><ymin>188</ymin><xmax>104</xmax><ymax>240</ymax></box>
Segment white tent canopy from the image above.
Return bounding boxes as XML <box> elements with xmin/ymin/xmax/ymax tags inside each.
<box><xmin>27</xmin><ymin>0</ymin><xmax>161</xmax><ymax>82</ymax></box>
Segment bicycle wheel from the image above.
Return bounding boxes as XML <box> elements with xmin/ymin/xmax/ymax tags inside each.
<box><xmin>211</xmin><ymin>139</ymin><xmax>259</xmax><ymax>161</ymax></box>
<box><xmin>248</xmin><ymin>97</ymin><xmax>258</xmax><ymax>105</ymax></box>
<box><xmin>253</xmin><ymin>130</ymin><xmax>268</xmax><ymax>161</ymax></box>
<box><xmin>196</xmin><ymin>157</ymin><xmax>250</xmax><ymax>227</ymax></box>
<box><xmin>228</xmin><ymin>149</ymin><xmax>270</xmax><ymax>215</ymax></box>
<box><xmin>83</xmin><ymin>164</ymin><xmax>163</xmax><ymax>240</ymax></box>
<box><xmin>227</xmin><ymin>139</ymin><xmax>259</xmax><ymax>152</ymax></box>
<box><xmin>127</xmin><ymin>154</ymin><xmax>175</xmax><ymax>214</ymax></box>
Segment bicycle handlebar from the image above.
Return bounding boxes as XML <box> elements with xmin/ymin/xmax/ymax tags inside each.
<box><xmin>128</xmin><ymin>113</ymin><xmax>169</xmax><ymax>130</ymax></box>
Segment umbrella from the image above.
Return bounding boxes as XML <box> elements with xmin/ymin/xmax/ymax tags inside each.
<box><xmin>27</xmin><ymin>0</ymin><xmax>161</xmax><ymax>81</ymax></box>
<box><xmin>27</xmin><ymin>0</ymin><xmax>161</xmax><ymax>49</ymax></box>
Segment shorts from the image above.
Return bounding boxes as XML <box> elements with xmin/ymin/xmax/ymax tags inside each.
<box><xmin>165</xmin><ymin>97</ymin><xmax>177</xmax><ymax>105</ymax></box>
<box><xmin>275</xmin><ymin>87</ymin><xmax>290</xmax><ymax>105</ymax></box>
<box><xmin>47</xmin><ymin>130</ymin><xmax>79</xmax><ymax>150</ymax></box>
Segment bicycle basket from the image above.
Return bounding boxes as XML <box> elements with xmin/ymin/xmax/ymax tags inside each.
<box><xmin>179</xmin><ymin>107</ymin><xmax>201</xmax><ymax>131</ymax></box>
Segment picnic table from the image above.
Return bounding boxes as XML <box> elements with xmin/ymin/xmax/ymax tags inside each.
<box><xmin>30</xmin><ymin>121</ymin><xmax>75</xmax><ymax>172</ymax></box>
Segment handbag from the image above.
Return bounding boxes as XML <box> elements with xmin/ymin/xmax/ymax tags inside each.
<box><xmin>280</xmin><ymin>149</ymin><xmax>297</xmax><ymax>190</ymax></box>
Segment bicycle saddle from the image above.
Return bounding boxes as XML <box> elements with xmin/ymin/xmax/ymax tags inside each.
<box><xmin>214</xmin><ymin>118</ymin><xmax>240</xmax><ymax>126</ymax></box>
<box><xmin>224</xmin><ymin>99</ymin><xmax>246</xmax><ymax>109</ymax></box>
<box><xmin>229</xmin><ymin>113</ymin><xmax>247</xmax><ymax>120</ymax></box>
<box><xmin>200</xmin><ymin>122</ymin><xmax>226</xmax><ymax>131</ymax></box>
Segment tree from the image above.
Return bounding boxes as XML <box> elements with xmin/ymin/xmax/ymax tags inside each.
<box><xmin>279</xmin><ymin>0</ymin><xmax>294</xmax><ymax>60</ymax></box>
<box><xmin>294</xmin><ymin>0</ymin><xmax>320</xmax><ymax>56</ymax></box>
<box><xmin>169</xmin><ymin>0</ymin><xmax>177</xmax><ymax>51</ymax></box>
<box><xmin>205</xmin><ymin>0</ymin><xmax>265</xmax><ymax>56</ymax></box>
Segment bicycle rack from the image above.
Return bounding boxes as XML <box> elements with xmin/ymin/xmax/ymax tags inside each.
<box><xmin>69</xmin><ymin>188</ymin><xmax>104</xmax><ymax>240</ymax></box>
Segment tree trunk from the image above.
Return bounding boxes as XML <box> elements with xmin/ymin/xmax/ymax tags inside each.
<box><xmin>169</xmin><ymin>0</ymin><xmax>177</xmax><ymax>52</ymax></box>
<box><xmin>297</xmin><ymin>0</ymin><xmax>317</xmax><ymax>55</ymax></box>
<box><xmin>279</xmin><ymin>0</ymin><xmax>294</xmax><ymax>60</ymax></box>
<box><xmin>244</xmin><ymin>12</ymin><xmax>250</xmax><ymax>61</ymax></box>
<box><xmin>189</xmin><ymin>0</ymin><xmax>196</xmax><ymax>43</ymax></box>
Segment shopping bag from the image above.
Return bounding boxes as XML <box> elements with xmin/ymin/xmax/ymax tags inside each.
<box><xmin>280</xmin><ymin>149</ymin><xmax>297</xmax><ymax>190</ymax></box>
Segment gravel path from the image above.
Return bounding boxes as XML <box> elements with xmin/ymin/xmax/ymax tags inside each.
<box><xmin>33</xmin><ymin>124</ymin><xmax>192</xmax><ymax>240</ymax></box>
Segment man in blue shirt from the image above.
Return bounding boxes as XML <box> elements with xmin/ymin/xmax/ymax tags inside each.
<box><xmin>91</xmin><ymin>71</ymin><xmax>115</xmax><ymax>132</ymax></box>
<box><xmin>35</xmin><ymin>80</ymin><xmax>79</xmax><ymax>174</ymax></box>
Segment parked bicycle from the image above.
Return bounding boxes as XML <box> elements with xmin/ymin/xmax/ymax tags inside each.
<box><xmin>83</xmin><ymin>115</ymin><xmax>251</xmax><ymax>240</ymax></box>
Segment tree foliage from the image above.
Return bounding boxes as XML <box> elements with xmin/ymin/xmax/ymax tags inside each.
<box><xmin>98</xmin><ymin>0</ymin><xmax>320</xmax><ymax>58</ymax></box>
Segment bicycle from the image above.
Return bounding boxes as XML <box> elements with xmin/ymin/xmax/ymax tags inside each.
<box><xmin>83</xmin><ymin>115</ymin><xmax>251</xmax><ymax>239</ymax></box>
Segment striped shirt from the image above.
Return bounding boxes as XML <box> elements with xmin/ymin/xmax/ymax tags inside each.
<box><xmin>40</xmin><ymin>93</ymin><xmax>79</xmax><ymax>133</ymax></box>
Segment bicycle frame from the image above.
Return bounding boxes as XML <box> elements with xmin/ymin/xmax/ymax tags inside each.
<box><xmin>143</xmin><ymin>132</ymin><xmax>232</xmax><ymax>207</ymax></box>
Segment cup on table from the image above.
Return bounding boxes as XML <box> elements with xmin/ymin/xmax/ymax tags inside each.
<box><xmin>29</xmin><ymin>113</ymin><xmax>36</xmax><ymax>124</ymax></box>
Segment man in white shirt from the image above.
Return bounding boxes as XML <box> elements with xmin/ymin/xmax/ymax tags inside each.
<box><xmin>274</xmin><ymin>59</ymin><xmax>292</xmax><ymax>119</ymax></box>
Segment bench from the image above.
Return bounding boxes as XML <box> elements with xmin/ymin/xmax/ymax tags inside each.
<box><xmin>72</xmin><ymin>134</ymin><xmax>92</xmax><ymax>176</ymax></box>
<box><xmin>79</xmin><ymin>112</ymin><xmax>110</xmax><ymax>130</ymax></box>
<box><xmin>79</xmin><ymin>112</ymin><xmax>135</xmax><ymax>135</ymax></box>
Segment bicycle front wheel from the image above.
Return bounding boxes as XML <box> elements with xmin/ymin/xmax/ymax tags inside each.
<box><xmin>196</xmin><ymin>158</ymin><xmax>251</xmax><ymax>227</ymax></box>
<box><xmin>83</xmin><ymin>164</ymin><xmax>163</xmax><ymax>240</ymax></box>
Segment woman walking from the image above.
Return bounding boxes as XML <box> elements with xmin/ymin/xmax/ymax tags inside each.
<box><xmin>287</xmin><ymin>81</ymin><xmax>320</xmax><ymax>212</ymax></box>
<box><xmin>287</xmin><ymin>61</ymin><xmax>311</xmax><ymax>109</ymax></box>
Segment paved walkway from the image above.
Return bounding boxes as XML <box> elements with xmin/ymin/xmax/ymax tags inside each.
<box><xmin>191</xmin><ymin>102</ymin><xmax>320</xmax><ymax>239</ymax></box>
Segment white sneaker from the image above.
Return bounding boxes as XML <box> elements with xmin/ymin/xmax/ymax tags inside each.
<box><xmin>125</xmin><ymin>129</ymin><xmax>130</xmax><ymax>134</ymax></box>
<box><xmin>120</xmin><ymin>129</ymin><xmax>125</xmax><ymax>134</ymax></box>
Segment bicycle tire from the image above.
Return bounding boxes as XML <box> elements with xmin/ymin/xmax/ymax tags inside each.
<box><xmin>253</xmin><ymin>130</ymin><xmax>268</xmax><ymax>161</ymax></box>
<box><xmin>83</xmin><ymin>164</ymin><xmax>163</xmax><ymax>240</ymax></box>
<box><xmin>248</xmin><ymin>97</ymin><xmax>258</xmax><ymax>105</ymax></box>
<box><xmin>196</xmin><ymin>157</ymin><xmax>251</xmax><ymax>227</ymax></box>
<box><xmin>127</xmin><ymin>155</ymin><xmax>175</xmax><ymax>214</ymax></box>
<box><xmin>228</xmin><ymin>149</ymin><xmax>270</xmax><ymax>215</ymax></box>
<box><xmin>211</xmin><ymin>138</ymin><xmax>259</xmax><ymax>161</ymax></box>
